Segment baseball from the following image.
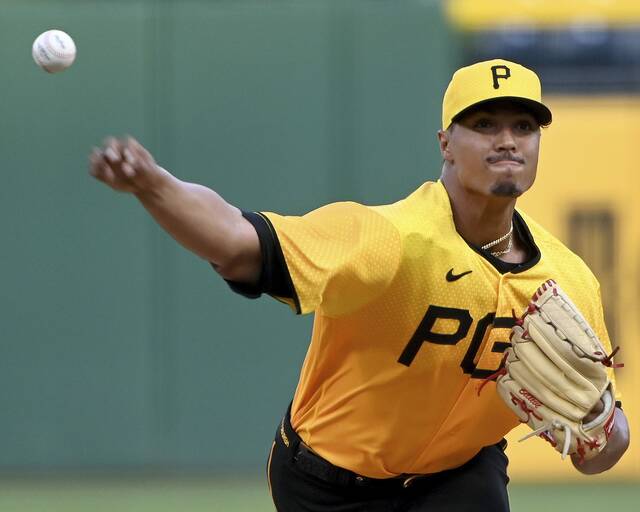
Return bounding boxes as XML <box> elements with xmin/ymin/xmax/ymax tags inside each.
<box><xmin>32</xmin><ymin>30</ymin><xmax>77</xmax><ymax>73</ymax></box>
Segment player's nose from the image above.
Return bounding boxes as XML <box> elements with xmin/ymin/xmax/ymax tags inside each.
<box><xmin>494</xmin><ymin>128</ymin><xmax>517</xmax><ymax>152</ymax></box>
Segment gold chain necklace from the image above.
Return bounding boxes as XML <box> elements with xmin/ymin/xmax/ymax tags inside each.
<box><xmin>481</xmin><ymin>222</ymin><xmax>513</xmax><ymax>257</ymax></box>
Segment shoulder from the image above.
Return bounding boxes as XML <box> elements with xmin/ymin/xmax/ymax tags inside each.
<box><xmin>263</xmin><ymin>180</ymin><xmax>444</xmax><ymax>231</ymax></box>
<box><xmin>260</xmin><ymin>201</ymin><xmax>405</xmax><ymax>316</ymax></box>
<box><xmin>370</xmin><ymin>180</ymin><xmax>450</xmax><ymax>233</ymax></box>
<box><xmin>262</xmin><ymin>200</ymin><xmax>400</xmax><ymax>247</ymax></box>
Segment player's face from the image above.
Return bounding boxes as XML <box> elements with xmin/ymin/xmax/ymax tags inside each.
<box><xmin>442</xmin><ymin>104</ymin><xmax>541</xmax><ymax>198</ymax></box>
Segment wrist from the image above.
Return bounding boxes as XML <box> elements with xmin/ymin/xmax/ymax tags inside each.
<box><xmin>134</xmin><ymin>166</ymin><xmax>175</xmax><ymax>202</ymax></box>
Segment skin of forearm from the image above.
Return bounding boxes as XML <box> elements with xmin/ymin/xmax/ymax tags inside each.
<box><xmin>571</xmin><ymin>408</ymin><xmax>630</xmax><ymax>474</ymax></box>
<box><xmin>134</xmin><ymin>169</ymin><xmax>249</xmax><ymax>270</ymax></box>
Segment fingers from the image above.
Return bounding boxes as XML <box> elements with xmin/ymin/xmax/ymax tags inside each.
<box><xmin>89</xmin><ymin>136</ymin><xmax>160</xmax><ymax>193</ymax></box>
<box><xmin>103</xmin><ymin>138</ymin><xmax>121</xmax><ymax>164</ymax></box>
<box><xmin>89</xmin><ymin>148</ymin><xmax>114</xmax><ymax>183</ymax></box>
<box><xmin>90</xmin><ymin>147</ymin><xmax>126</xmax><ymax>190</ymax></box>
<box><xmin>123</xmin><ymin>146</ymin><xmax>136</xmax><ymax>167</ymax></box>
<box><xmin>89</xmin><ymin>138</ymin><xmax>137</xmax><ymax>192</ymax></box>
<box><xmin>104</xmin><ymin>137</ymin><xmax>136</xmax><ymax>179</ymax></box>
<box><xmin>126</xmin><ymin>136</ymin><xmax>156</xmax><ymax>170</ymax></box>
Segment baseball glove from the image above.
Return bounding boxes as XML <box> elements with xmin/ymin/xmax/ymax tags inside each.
<box><xmin>493</xmin><ymin>279</ymin><xmax>621</xmax><ymax>463</ymax></box>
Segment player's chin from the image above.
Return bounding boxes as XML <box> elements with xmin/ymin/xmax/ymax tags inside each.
<box><xmin>487</xmin><ymin>168</ymin><xmax>534</xmax><ymax>198</ymax></box>
<box><xmin>489</xmin><ymin>180</ymin><xmax>524</xmax><ymax>198</ymax></box>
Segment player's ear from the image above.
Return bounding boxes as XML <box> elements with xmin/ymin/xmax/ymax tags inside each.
<box><xmin>438</xmin><ymin>128</ymin><xmax>453</xmax><ymax>162</ymax></box>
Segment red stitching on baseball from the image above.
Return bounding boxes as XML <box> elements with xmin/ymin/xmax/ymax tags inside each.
<box><xmin>44</xmin><ymin>31</ymin><xmax>74</xmax><ymax>60</ymax></box>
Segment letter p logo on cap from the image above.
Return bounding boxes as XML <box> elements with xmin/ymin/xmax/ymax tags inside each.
<box><xmin>491</xmin><ymin>65</ymin><xmax>511</xmax><ymax>89</ymax></box>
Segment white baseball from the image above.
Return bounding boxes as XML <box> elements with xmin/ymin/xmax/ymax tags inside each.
<box><xmin>32</xmin><ymin>30</ymin><xmax>77</xmax><ymax>73</ymax></box>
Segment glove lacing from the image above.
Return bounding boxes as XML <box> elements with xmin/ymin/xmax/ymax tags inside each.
<box><xmin>519</xmin><ymin>420</ymin><xmax>573</xmax><ymax>459</ymax></box>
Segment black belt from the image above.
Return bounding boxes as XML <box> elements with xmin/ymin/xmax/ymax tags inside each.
<box><xmin>279</xmin><ymin>406</ymin><xmax>508</xmax><ymax>490</ymax></box>
<box><xmin>280</xmin><ymin>406</ymin><xmax>436</xmax><ymax>489</ymax></box>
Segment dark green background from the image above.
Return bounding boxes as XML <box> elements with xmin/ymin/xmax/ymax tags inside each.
<box><xmin>1</xmin><ymin>0</ymin><xmax>455</xmax><ymax>471</ymax></box>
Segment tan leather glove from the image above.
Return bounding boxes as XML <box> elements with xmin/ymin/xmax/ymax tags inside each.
<box><xmin>496</xmin><ymin>280</ymin><xmax>621</xmax><ymax>463</ymax></box>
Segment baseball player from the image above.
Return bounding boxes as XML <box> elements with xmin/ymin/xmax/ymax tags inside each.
<box><xmin>90</xmin><ymin>59</ymin><xmax>629</xmax><ymax>511</ymax></box>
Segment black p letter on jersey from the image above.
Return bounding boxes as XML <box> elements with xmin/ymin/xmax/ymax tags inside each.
<box><xmin>491</xmin><ymin>65</ymin><xmax>511</xmax><ymax>89</ymax></box>
<box><xmin>398</xmin><ymin>306</ymin><xmax>472</xmax><ymax>366</ymax></box>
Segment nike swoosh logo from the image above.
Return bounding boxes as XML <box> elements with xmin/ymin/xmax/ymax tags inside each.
<box><xmin>446</xmin><ymin>269</ymin><xmax>473</xmax><ymax>282</ymax></box>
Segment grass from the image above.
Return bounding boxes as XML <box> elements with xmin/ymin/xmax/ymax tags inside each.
<box><xmin>0</xmin><ymin>477</ymin><xmax>638</xmax><ymax>511</ymax></box>
<box><xmin>509</xmin><ymin>483</ymin><xmax>639</xmax><ymax>512</ymax></box>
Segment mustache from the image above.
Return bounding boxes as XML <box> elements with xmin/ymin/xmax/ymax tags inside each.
<box><xmin>486</xmin><ymin>152</ymin><xmax>525</xmax><ymax>164</ymax></box>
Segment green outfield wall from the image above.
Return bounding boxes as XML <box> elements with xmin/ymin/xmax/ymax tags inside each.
<box><xmin>0</xmin><ymin>0</ymin><xmax>456</xmax><ymax>471</ymax></box>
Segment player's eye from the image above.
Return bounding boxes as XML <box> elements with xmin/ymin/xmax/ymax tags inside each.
<box><xmin>516</xmin><ymin>120</ymin><xmax>536</xmax><ymax>132</ymax></box>
<box><xmin>473</xmin><ymin>118</ymin><xmax>493</xmax><ymax>129</ymax></box>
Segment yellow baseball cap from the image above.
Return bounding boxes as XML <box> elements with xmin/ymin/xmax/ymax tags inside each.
<box><xmin>442</xmin><ymin>59</ymin><xmax>552</xmax><ymax>130</ymax></box>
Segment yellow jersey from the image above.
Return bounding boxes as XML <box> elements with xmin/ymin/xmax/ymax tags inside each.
<box><xmin>253</xmin><ymin>180</ymin><xmax>615</xmax><ymax>478</ymax></box>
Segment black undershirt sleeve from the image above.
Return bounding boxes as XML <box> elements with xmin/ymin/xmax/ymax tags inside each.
<box><xmin>222</xmin><ymin>211</ymin><xmax>293</xmax><ymax>300</ymax></box>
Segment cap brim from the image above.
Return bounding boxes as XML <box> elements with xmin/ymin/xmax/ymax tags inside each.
<box><xmin>452</xmin><ymin>97</ymin><xmax>552</xmax><ymax>127</ymax></box>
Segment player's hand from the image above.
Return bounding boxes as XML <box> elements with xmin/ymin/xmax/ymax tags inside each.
<box><xmin>89</xmin><ymin>136</ymin><xmax>166</xmax><ymax>195</ymax></box>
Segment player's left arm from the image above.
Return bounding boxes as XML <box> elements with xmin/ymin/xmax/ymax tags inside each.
<box><xmin>571</xmin><ymin>406</ymin><xmax>630</xmax><ymax>474</ymax></box>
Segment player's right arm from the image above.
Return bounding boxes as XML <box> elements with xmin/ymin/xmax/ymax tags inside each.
<box><xmin>89</xmin><ymin>136</ymin><xmax>261</xmax><ymax>284</ymax></box>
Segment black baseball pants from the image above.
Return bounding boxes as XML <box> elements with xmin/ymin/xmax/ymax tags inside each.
<box><xmin>266</xmin><ymin>408</ymin><xmax>510</xmax><ymax>512</ymax></box>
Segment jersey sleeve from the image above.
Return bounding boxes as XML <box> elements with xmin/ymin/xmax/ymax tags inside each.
<box><xmin>224</xmin><ymin>211</ymin><xmax>294</xmax><ymax>301</ymax></box>
<box><xmin>261</xmin><ymin>201</ymin><xmax>402</xmax><ymax>316</ymax></box>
